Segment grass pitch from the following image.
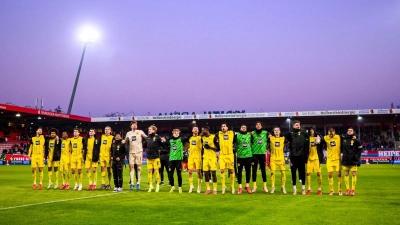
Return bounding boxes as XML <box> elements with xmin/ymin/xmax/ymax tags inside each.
<box><xmin>0</xmin><ymin>164</ymin><xmax>399</xmax><ymax>225</ymax></box>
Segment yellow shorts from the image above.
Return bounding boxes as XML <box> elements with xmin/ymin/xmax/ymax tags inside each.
<box><xmin>100</xmin><ymin>156</ymin><xmax>111</xmax><ymax>168</ymax></box>
<box><xmin>270</xmin><ymin>160</ymin><xmax>285</xmax><ymax>172</ymax></box>
<box><xmin>31</xmin><ymin>156</ymin><xmax>44</xmax><ymax>168</ymax></box>
<box><xmin>342</xmin><ymin>165</ymin><xmax>357</xmax><ymax>172</ymax></box>
<box><xmin>307</xmin><ymin>160</ymin><xmax>321</xmax><ymax>173</ymax></box>
<box><xmin>147</xmin><ymin>158</ymin><xmax>160</xmax><ymax>170</ymax></box>
<box><xmin>129</xmin><ymin>152</ymin><xmax>142</xmax><ymax>165</ymax></box>
<box><xmin>60</xmin><ymin>160</ymin><xmax>70</xmax><ymax>170</ymax></box>
<box><xmin>48</xmin><ymin>160</ymin><xmax>60</xmax><ymax>168</ymax></box>
<box><xmin>188</xmin><ymin>156</ymin><xmax>202</xmax><ymax>170</ymax></box>
<box><xmin>71</xmin><ymin>157</ymin><xmax>83</xmax><ymax>169</ymax></box>
<box><xmin>202</xmin><ymin>157</ymin><xmax>217</xmax><ymax>171</ymax></box>
<box><xmin>219</xmin><ymin>154</ymin><xmax>234</xmax><ymax>170</ymax></box>
<box><xmin>85</xmin><ymin>158</ymin><xmax>98</xmax><ymax>169</ymax></box>
<box><xmin>327</xmin><ymin>159</ymin><xmax>341</xmax><ymax>173</ymax></box>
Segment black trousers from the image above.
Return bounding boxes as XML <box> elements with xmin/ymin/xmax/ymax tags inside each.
<box><xmin>168</xmin><ymin>160</ymin><xmax>182</xmax><ymax>187</ymax></box>
<box><xmin>237</xmin><ymin>157</ymin><xmax>252</xmax><ymax>184</ymax></box>
<box><xmin>252</xmin><ymin>154</ymin><xmax>267</xmax><ymax>182</ymax></box>
<box><xmin>290</xmin><ymin>155</ymin><xmax>306</xmax><ymax>185</ymax></box>
<box><xmin>159</xmin><ymin>157</ymin><xmax>169</xmax><ymax>183</ymax></box>
<box><xmin>112</xmin><ymin>162</ymin><xmax>124</xmax><ymax>188</ymax></box>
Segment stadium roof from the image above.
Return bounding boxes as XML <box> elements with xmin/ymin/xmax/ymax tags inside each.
<box><xmin>0</xmin><ymin>103</ymin><xmax>91</xmax><ymax>130</ymax></box>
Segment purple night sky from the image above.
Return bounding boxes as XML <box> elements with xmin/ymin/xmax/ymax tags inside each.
<box><xmin>1</xmin><ymin>1</ymin><xmax>399</xmax><ymax>117</ymax></box>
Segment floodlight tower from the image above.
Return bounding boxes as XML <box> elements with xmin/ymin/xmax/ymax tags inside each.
<box><xmin>67</xmin><ymin>27</ymin><xmax>98</xmax><ymax>114</ymax></box>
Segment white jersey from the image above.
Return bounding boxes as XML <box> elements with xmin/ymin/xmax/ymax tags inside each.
<box><xmin>125</xmin><ymin>130</ymin><xmax>147</xmax><ymax>153</ymax></box>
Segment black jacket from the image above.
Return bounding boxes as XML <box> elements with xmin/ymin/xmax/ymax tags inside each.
<box><xmin>160</xmin><ymin>146</ymin><xmax>169</xmax><ymax>161</ymax></box>
<box><xmin>83</xmin><ymin>136</ymin><xmax>101</xmax><ymax>162</ymax></box>
<box><xmin>341</xmin><ymin>135</ymin><xmax>362</xmax><ymax>166</ymax></box>
<box><xmin>112</xmin><ymin>140</ymin><xmax>127</xmax><ymax>163</ymax></box>
<box><xmin>285</xmin><ymin>128</ymin><xmax>309</xmax><ymax>162</ymax></box>
<box><xmin>44</xmin><ymin>137</ymin><xmax>61</xmax><ymax>161</ymax></box>
<box><xmin>143</xmin><ymin>133</ymin><xmax>166</xmax><ymax>160</ymax></box>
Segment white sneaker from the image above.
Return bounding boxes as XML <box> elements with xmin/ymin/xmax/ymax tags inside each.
<box><xmin>270</xmin><ymin>187</ymin><xmax>275</xmax><ymax>194</ymax></box>
<box><xmin>281</xmin><ymin>187</ymin><xmax>287</xmax><ymax>194</ymax></box>
<box><xmin>222</xmin><ymin>186</ymin><xmax>226</xmax><ymax>195</ymax></box>
<box><xmin>54</xmin><ymin>184</ymin><xmax>58</xmax><ymax>189</ymax></box>
<box><xmin>73</xmin><ymin>184</ymin><xmax>79</xmax><ymax>190</ymax></box>
<box><xmin>231</xmin><ymin>187</ymin><xmax>235</xmax><ymax>194</ymax></box>
<box><xmin>252</xmin><ymin>186</ymin><xmax>257</xmax><ymax>193</ymax></box>
<box><xmin>78</xmin><ymin>185</ymin><xmax>82</xmax><ymax>191</ymax></box>
<box><xmin>293</xmin><ymin>188</ymin><xmax>297</xmax><ymax>195</ymax></box>
<box><xmin>189</xmin><ymin>185</ymin><xmax>194</xmax><ymax>193</ymax></box>
<box><xmin>118</xmin><ymin>187</ymin><xmax>122</xmax><ymax>192</ymax></box>
<box><xmin>148</xmin><ymin>185</ymin><xmax>154</xmax><ymax>192</ymax></box>
<box><xmin>155</xmin><ymin>184</ymin><xmax>160</xmax><ymax>192</ymax></box>
<box><xmin>47</xmin><ymin>182</ymin><xmax>52</xmax><ymax>190</ymax></box>
<box><xmin>178</xmin><ymin>187</ymin><xmax>182</xmax><ymax>193</ymax></box>
<box><xmin>197</xmin><ymin>186</ymin><xmax>201</xmax><ymax>193</ymax></box>
<box><xmin>302</xmin><ymin>189</ymin><xmax>306</xmax><ymax>195</ymax></box>
<box><xmin>263</xmin><ymin>186</ymin><xmax>269</xmax><ymax>193</ymax></box>
<box><xmin>169</xmin><ymin>186</ymin><xmax>175</xmax><ymax>193</ymax></box>
<box><xmin>113</xmin><ymin>188</ymin><xmax>118</xmax><ymax>192</ymax></box>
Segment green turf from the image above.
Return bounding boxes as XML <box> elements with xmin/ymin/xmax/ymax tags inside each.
<box><xmin>0</xmin><ymin>164</ymin><xmax>399</xmax><ymax>225</ymax></box>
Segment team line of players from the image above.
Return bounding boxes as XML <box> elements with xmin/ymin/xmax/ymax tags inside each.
<box><xmin>28</xmin><ymin>120</ymin><xmax>362</xmax><ymax>196</ymax></box>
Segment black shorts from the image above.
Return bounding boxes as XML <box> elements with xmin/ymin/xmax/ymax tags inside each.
<box><xmin>237</xmin><ymin>157</ymin><xmax>252</xmax><ymax>168</ymax></box>
<box><xmin>169</xmin><ymin>160</ymin><xmax>182</xmax><ymax>170</ymax></box>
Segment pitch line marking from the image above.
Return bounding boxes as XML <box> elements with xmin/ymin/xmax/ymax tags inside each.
<box><xmin>0</xmin><ymin>192</ymin><xmax>124</xmax><ymax>211</ymax></box>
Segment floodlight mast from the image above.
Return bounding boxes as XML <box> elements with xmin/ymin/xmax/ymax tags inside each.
<box><xmin>67</xmin><ymin>30</ymin><xmax>96</xmax><ymax>114</ymax></box>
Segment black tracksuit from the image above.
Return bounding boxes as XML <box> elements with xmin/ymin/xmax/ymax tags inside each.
<box><xmin>341</xmin><ymin>135</ymin><xmax>362</xmax><ymax>167</ymax></box>
<box><xmin>285</xmin><ymin>128</ymin><xmax>309</xmax><ymax>186</ymax></box>
<box><xmin>112</xmin><ymin>140</ymin><xmax>127</xmax><ymax>188</ymax></box>
<box><xmin>159</xmin><ymin>146</ymin><xmax>170</xmax><ymax>184</ymax></box>
<box><xmin>83</xmin><ymin>136</ymin><xmax>101</xmax><ymax>163</ymax></box>
<box><xmin>143</xmin><ymin>133</ymin><xmax>165</xmax><ymax>160</ymax></box>
<box><xmin>44</xmin><ymin>137</ymin><xmax>62</xmax><ymax>162</ymax></box>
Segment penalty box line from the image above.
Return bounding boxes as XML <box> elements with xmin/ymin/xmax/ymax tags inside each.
<box><xmin>0</xmin><ymin>192</ymin><xmax>125</xmax><ymax>211</ymax></box>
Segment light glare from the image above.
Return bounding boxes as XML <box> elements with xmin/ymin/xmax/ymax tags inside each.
<box><xmin>79</xmin><ymin>26</ymin><xmax>99</xmax><ymax>43</ymax></box>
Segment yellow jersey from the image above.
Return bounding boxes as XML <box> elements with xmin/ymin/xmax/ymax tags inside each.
<box><xmin>70</xmin><ymin>137</ymin><xmax>84</xmax><ymax>159</ymax></box>
<box><xmin>308</xmin><ymin>136</ymin><xmax>318</xmax><ymax>161</ymax></box>
<box><xmin>28</xmin><ymin>135</ymin><xmax>45</xmax><ymax>157</ymax></box>
<box><xmin>61</xmin><ymin>138</ymin><xmax>71</xmax><ymax>162</ymax></box>
<box><xmin>218</xmin><ymin>130</ymin><xmax>234</xmax><ymax>155</ymax></box>
<box><xmin>189</xmin><ymin>135</ymin><xmax>202</xmax><ymax>159</ymax></box>
<box><xmin>269</xmin><ymin>136</ymin><xmax>285</xmax><ymax>162</ymax></box>
<box><xmin>202</xmin><ymin>134</ymin><xmax>217</xmax><ymax>159</ymax></box>
<box><xmin>324</xmin><ymin>134</ymin><xmax>341</xmax><ymax>161</ymax></box>
<box><xmin>100</xmin><ymin>135</ymin><xmax>114</xmax><ymax>157</ymax></box>
<box><xmin>86</xmin><ymin>137</ymin><xmax>95</xmax><ymax>159</ymax></box>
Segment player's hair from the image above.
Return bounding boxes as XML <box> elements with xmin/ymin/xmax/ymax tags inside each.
<box><xmin>105</xmin><ymin>126</ymin><xmax>112</xmax><ymax>130</ymax></box>
<box><xmin>89</xmin><ymin>128</ymin><xmax>96</xmax><ymax>132</ymax></box>
<box><xmin>328</xmin><ymin>127</ymin><xmax>335</xmax><ymax>132</ymax></box>
<box><xmin>273</xmin><ymin>126</ymin><xmax>280</xmax><ymax>131</ymax></box>
<box><xmin>221</xmin><ymin>122</ymin><xmax>228</xmax><ymax>127</ymax></box>
<box><xmin>149</xmin><ymin>125</ymin><xmax>157</xmax><ymax>132</ymax></box>
<box><xmin>130</xmin><ymin>121</ymin><xmax>137</xmax><ymax>125</ymax></box>
<box><xmin>240</xmin><ymin>124</ymin><xmax>247</xmax><ymax>128</ymax></box>
<box><xmin>192</xmin><ymin>125</ymin><xmax>199</xmax><ymax>129</ymax></box>
<box><xmin>203</xmin><ymin>126</ymin><xmax>210</xmax><ymax>131</ymax></box>
<box><xmin>172</xmin><ymin>129</ymin><xmax>181</xmax><ymax>133</ymax></box>
<box><xmin>255</xmin><ymin>121</ymin><xmax>263</xmax><ymax>127</ymax></box>
<box><xmin>37</xmin><ymin>126</ymin><xmax>43</xmax><ymax>131</ymax></box>
<box><xmin>293</xmin><ymin>120</ymin><xmax>300</xmax><ymax>124</ymax></box>
<box><xmin>73</xmin><ymin>128</ymin><xmax>80</xmax><ymax>133</ymax></box>
<box><xmin>348</xmin><ymin>127</ymin><xmax>355</xmax><ymax>132</ymax></box>
<box><xmin>49</xmin><ymin>128</ymin><xmax>58</xmax><ymax>135</ymax></box>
